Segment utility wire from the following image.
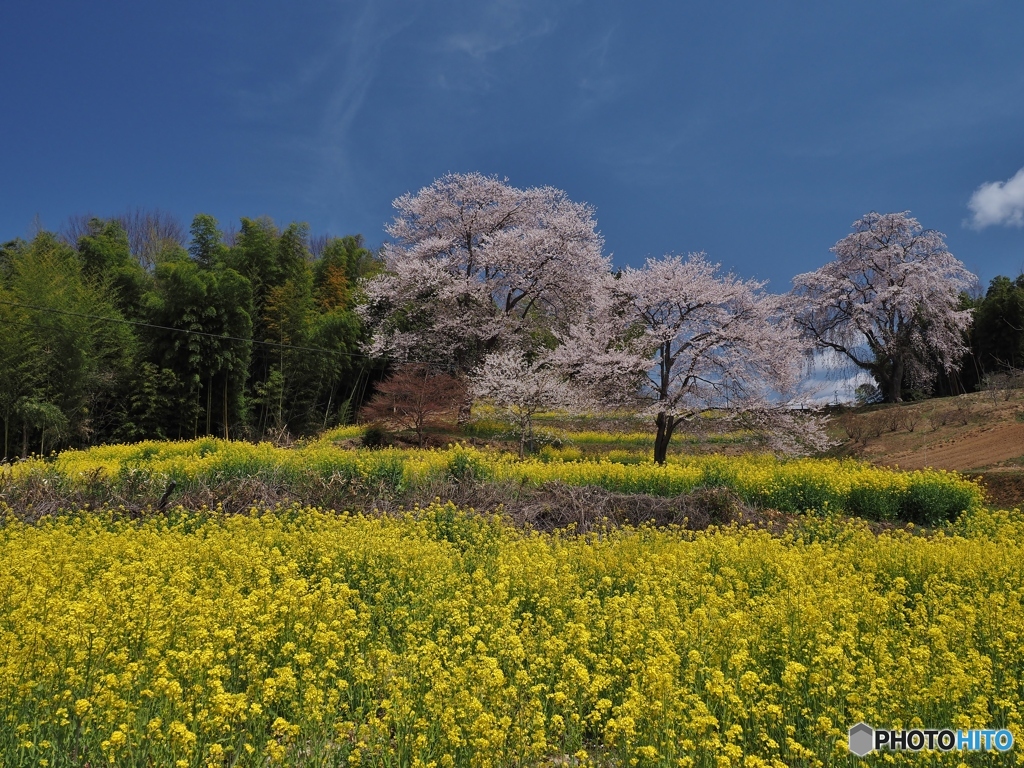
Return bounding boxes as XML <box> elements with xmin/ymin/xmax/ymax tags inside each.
<box><xmin>0</xmin><ymin>299</ymin><xmax>364</xmax><ymax>359</ymax></box>
<box><xmin>0</xmin><ymin>299</ymin><xmax>450</xmax><ymax>369</ymax></box>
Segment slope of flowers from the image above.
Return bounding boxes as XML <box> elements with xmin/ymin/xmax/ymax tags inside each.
<box><xmin>2</xmin><ymin>439</ymin><xmax>982</xmax><ymax>523</ymax></box>
<box><xmin>1</xmin><ymin>503</ymin><xmax>1022</xmax><ymax>767</ymax></box>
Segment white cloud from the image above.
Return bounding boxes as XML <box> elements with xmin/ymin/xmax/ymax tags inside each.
<box><xmin>967</xmin><ymin>166</ymin><xmax>1024</xmax><ymax>228</ymax></box>
<box><xmin>442</xmin><ymin>0</ymin><xmax>555</xmax><ymax>61</ymax></box>
<box><xmin>795</xmin><ymin>348</ymin><xmax>876</xmax><ymax>405</ymax></box>
<box><xmin>445</xmin><ymin>19</ymin><xmax>554</xmax><ymax>60</ymax></box>
<box><xmin>799</xmin><ymin>370</ymin><xmax>876</xmax><ymax>406</ymax></box>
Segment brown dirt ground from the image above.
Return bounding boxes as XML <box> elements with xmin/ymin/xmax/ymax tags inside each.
<box><xmin>831</xmin><ymin>389</ymin><xmax>1024</xmax><ymax>508</ymax></box>
<box><xmin>879</xmin><ymin>422</ymin><xmax>1024</xmax><ymax>471</ymax></box>
<box><xmin>969</xmin><ymin>470</ymin><xmax>1024</xmax><ymax>510</ymax></box>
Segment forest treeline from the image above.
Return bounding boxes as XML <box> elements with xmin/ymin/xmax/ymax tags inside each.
<box><xmin>0</xmin><ymin>212</ymin><xmax>381</xmax><ymax>460</ymax></box>
<box><xmin>920</xmin><ymin>274</ymin><xmax>1024</xmax><ymax>398</ymax></box>
<box><xmin>1</xmin><ymin>207</ymin><xmax>1023</xmax><ymax>460</ymax></box>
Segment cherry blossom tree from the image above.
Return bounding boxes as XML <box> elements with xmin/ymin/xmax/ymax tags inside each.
<box><xmin>792</xmin><ymin>212</ymin><xmax>975</xmax><ymax>403</ymax></box>
<box><xmin>546</xmin><ymin>310</ymin><xmax>650</xmax><ymax>409</ymax></box>
<box><xmin>605</xmin><ymin>253</ymin><xmax>821</xmax><ymax>464</ymax></box>
<box><xmin>469</xmin><ymin>348</ymin><xmax>585</xmax><ymax>456</ymax></box>
<box><xmin>361</xmin><ymin>173</ymin><xmax>609</xmax><ymax>371</ymax></box>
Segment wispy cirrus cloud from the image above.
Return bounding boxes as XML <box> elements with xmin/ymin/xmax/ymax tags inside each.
<box><xmin>444</xmin><ymin>19</ymin><xmax>554</xmax><ymax>61</ymax></box>
<box><xmin>967</xmin><ymin>166</ymin><xmax>1024</xmax><ymax>228</ymax></box>
<box><xmin>294</xmin><ymin>1</ymin><xmax>422</xmax><ymax>226</ymax></box>
<box><xmin>442</xmin><ymin>0</ymin><xmax>556</xmax><ymax>60</ymax></box>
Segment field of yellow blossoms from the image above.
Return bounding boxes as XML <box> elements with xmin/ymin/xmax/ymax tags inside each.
<box><xmin>2</xmin><ymin>434</ymin><xmax>983</xmax><ymax>524</ymax></box>
<box><xmin>1</xmin><ymin>501</ymin><xmax>1023</xmax><ymax>767</ymax></box>
<box><xmin>0</xmin><ymin>433</ymin><xmax>1009</xmax><ymax>766</ymax></box>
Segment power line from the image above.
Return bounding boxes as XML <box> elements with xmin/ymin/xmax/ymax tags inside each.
<box><xmin>0</xmin><ymin>299</ymin><xmax>451</xmax><ymax>369</ymax></box>
<box><xmin>0</xmin><ymin>299</ymin><xmax>363</xmax><ymax>359</ymax></box>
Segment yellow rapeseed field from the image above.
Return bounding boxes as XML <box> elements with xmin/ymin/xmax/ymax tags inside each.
<box><xmin>1</xmin><ymin>438</ymin><xmax>983</xmax><ymax>523</ymax></box>
<box><xmin>1</xmin><ymin>502</ymin><xmax>1021</xmax><ymax>767</ymax></box>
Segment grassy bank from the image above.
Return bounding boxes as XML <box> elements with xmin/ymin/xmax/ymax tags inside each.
<box><xmin>2</xmin><ymin>437</ymin><xmax>982</xmax><ymax>525</ymax></box>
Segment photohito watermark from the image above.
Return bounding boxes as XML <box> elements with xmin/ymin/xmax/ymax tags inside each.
<box><xmin>848</xmin><ymin>722</ymin><xmax>1014</xmax><ymax>757</ymax></box>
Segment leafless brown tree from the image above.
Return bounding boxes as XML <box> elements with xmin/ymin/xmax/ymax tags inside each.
<box><xmin>223</xmin><ymin>221</ymin><xmax>239</xmax><ymax>248</ymax></box>
<box><xmin>953</xmin><ymin>399</ymin><xmax>973</xmax><ymax>426</ymax></box>
<box><xmin>866</xmin><ymin>413</ymin><xmax>885</xmax><ymax>438</ymax></box>
<box><xmin>309</xmin><ymin>233</ymin><xmax>330</xmax><ymax>259</ymax></box>
<box><xmin>883</xmin><ymin>408</ymin><xmax>902</xmax><ymax>433</ymax></box>
<box><xmin>116</xmin><ymin>208</ymin><xmax>186</xmax><ymax>268</ymax></box>
<box><xmin>59</xmin><ymin>213</ymin><xmax>98</xmax><ymax>248</ymax></box>
<box><xmin>898</xmin><ymin>408</ymin><xmax>922</xmax><ymax>433</ymax></box>
<box><xmin>59</xmin><ymin>208</ymin><xmax>186</xmax><ymax>269</ymax></box>
<box><xmin>838</xmin><ymin>413</ymin><xmax>866</xmax><ymax>443</ymax></box>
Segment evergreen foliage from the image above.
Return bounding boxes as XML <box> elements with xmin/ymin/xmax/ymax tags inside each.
<box><xmin>0</xmin><ymin>213</ymin><xmax>379</xmax><ymax>458</ymax></box>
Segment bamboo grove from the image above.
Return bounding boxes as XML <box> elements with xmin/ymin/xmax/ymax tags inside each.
<box><xmin>0</xmin><ymin>214</ymin><xmax>380</xmax><ymax>460</ymax></box>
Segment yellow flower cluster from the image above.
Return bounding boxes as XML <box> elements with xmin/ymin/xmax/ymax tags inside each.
<box><xmin>3</xmin><ymin>439</ymin><xmax>982</xmax><ymax>523</ymax></box>
<box><xmin>1</xmin><ymin>503</ymin><xmax>1022</xmax><ymax>766</ymax></box>
<box><xmin>449</xmin><ymin>413</ymin><xmax>746</xmax><ymax>449</ymax></box>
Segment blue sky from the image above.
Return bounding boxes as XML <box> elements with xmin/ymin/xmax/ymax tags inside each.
<box><xmin>3</xmin><ymin>0</ymin><xmax>1024</xmax><ymax>292</ymax></box>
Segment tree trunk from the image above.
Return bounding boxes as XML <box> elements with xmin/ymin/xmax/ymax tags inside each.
<box><xmin>322</xmin><ymin>382</ymin><xmax>335</xmax><ymax>430</ymax></box>
<box><xmin>653</xmin><ymin>411</ymin><xmax>676</xmax><ymax>465</ymax></box>
<box><xmin>223</xmin><ymin>375</ymin><xmax>229</xmax><ymax>440</ymax></box>
<box><xmin>883</xmin><ymin>358</ymin><xmax>904</xmax><ymax>403</ymax></box>
<box><xmin>519</xmin><ymin>412</ymin><xmax>534</xmax><ymax>458</ymax></box>
<box><xmin>278</xmin><ymin>347</ymin><xmax>285</xmax><ymax>429</ymax></box>
<box><xmin>457</xmin><ymin>395</ymin><xmax>473</xmax><ymax>425</ymax></box>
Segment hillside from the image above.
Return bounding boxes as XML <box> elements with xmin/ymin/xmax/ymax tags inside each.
<box><xmin>829</xmin><ymin>388</ymin><xmax>1024</xmax><ymax>508</ymax></box>
<box><xmin>523</xmin><ymin>391</ymin><xmax>1024</xmax><ymax>509</ymax></box>
<box><xmin>345</xmin><ymin>392</ymin><xmax>1024</xmax><ymax>509</ymax></box>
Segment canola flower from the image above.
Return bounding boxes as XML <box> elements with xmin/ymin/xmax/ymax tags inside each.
<box><xmin>399</xmin><ymin>414</ymin><xmax>748</xmax><ymax>449</ymax></box>
<box><xmin>2</xmin><ymin>439</ymin><xmax>982</xmax><ymax>523</ymax></box>
<box><xmin>1</xmin><ymin>502</ymin><xmax>1022</xmax><ymax>767</ymax></box>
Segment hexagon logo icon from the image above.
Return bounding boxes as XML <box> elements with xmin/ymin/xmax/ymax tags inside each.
<box><xmin>848</xmin><ymin>722</ymin><xmax>874</xmax><ymax>756</ymax></box>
